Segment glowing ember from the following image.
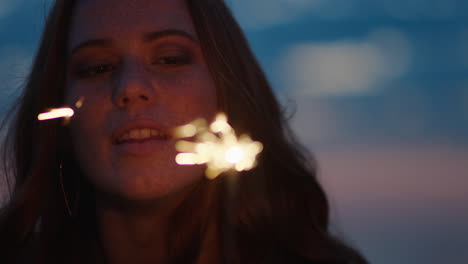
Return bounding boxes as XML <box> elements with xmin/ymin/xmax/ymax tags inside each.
<box><xmin>75</xmin><ymin>96</ymin><xmax>85</xmax><ymax>108</ymax></box>
<box><xmin>226</xmin><ymin>147</ymin><xmax>243</xmax><ymax>164</ymax></box>
<box><xmin>37</xmin><ymin>107</ymin><xmax>74</xmax><ymax>121</ymax></box>
<box><xmin>174</xmin><ymin>113</ymin><xmax>263</xmax><ymax>179</ymax></box>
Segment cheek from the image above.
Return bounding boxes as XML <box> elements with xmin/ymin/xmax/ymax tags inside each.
<box><xmin>65</xmin><ymin>80</ymin><xmax>111</xmax><ymax>108</ymax></box>
<box><xmin>65</xmin><ymin>81</ymin><xmax>112</xmax><ymax>144</ymax></box>
<box><xmin>68</xmin><ymin>113</ymin><xmax>119</xmax><ymax>197</ymax></box>
<box><xmin>165</xmin><ymin>68</ymin><xmax>218</xmax><ymax>120</ymax></box>
<box><xmin>66</xmin><ymin>85</ymin><xmax>112</xmax><ymax>180</ymax></box>
<box><xmin>69</xmin><ymin>110</ymin><xmax>107</xmax><ymax>172</ymax></box>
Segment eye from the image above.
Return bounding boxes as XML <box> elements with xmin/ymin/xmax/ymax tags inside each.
<box><xmin>157</xmin><ymin>56</ymin><xmax>190</xmax><ymax>65</ymax></box>
<box><xmin>152</xmin><ymin>54</ymin><xmax>192</xmax><ymax>68</ymax></box>
<box><xmin>75</xmin><ymin>64</ymin><xmax>115</xmax><ymax>79</ymax></box>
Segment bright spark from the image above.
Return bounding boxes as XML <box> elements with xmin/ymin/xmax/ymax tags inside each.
<box><xmin>75</xmin><ymin>96</ymin><xmax>85</xmax><ymax>108</ymax></box>
<box><xmin>226</xmin><ymin>147</ymin><xmax>243</xmax><ymax>164</ymax></box>
<box><xmin>37</xmin><ymin>107</ymin><xmax>74</xmax><ymax>121</ymax></box>
<box><xmin>174</xmin><ymin>113</ymin><xmax>263</xmax><ymax>179</ymax></box>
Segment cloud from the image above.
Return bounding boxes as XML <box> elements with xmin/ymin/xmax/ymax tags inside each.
<box><xmin>281</xmin><ymin>94</ymin><xmax>343</xmax><ymax>146</ymax></box>
<box><xmin>0</xmin><ymin>0</ymin><xmax>54</xmax><ymax>20</ymax></box>
<box><xmin>381</xmin><ymin>0</ymin><xmax>460</xmax><ymax>19</ymax></box>
<box><xmin>282</xmin><ymin>42</ymin><xmax>384</xmax><ymax>96</ymax></box>
<box><xmin>0</xmin><ymin>0</ymin><xmax>14</xmax><ymax>18</ymax></box>
<box><xmin>228</xmin><ymin>0</ymin><xmax>326</xmax><ymax>29</ymax></box>
<box><xmin>278</xmin><ymin>28</ymin><xmax>411</xmax><ymax>97</ymax></box>
<box><xmin>228</xmin><ymin>0</ymin><xmax>465</xmax><ymax>30</ymax></box>
<box><xmin>0</xmin><ymin>0</ymin><xmax>24</xmax><ymax>19</ymax></box>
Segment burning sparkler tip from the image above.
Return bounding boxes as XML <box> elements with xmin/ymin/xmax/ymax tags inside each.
<box><xmin>37</xmin><ymin>107</ymin><xmax>75</xmax><ymax>121</ymax></box>
<box><xmin>174</xmin><ymin>112</ymin><xmax>263</xmax><ymax>180</ymax></box>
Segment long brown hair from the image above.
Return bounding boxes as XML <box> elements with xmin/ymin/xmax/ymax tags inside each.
<box><xmin>1</xmin><ymin>0</ymin><xmax>368</xmax><ymax>263</ymax></box>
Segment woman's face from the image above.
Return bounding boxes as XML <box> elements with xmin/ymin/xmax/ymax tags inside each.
<box><xmin>65</xmin><ymin>0</ymin><xmax>217</xmax><ymax>202</ymax></box>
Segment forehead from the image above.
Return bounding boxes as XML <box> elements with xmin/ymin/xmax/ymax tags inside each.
<box><xmin>68</xmin><ymin>0</ymin><xmax>195</xmax><ymax>49</ymax></box>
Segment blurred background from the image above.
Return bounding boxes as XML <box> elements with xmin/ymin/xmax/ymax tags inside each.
<box><xmin>1</xmin><ymin>0</ymin><xmax>467</xmax><ymax>263</ymax></box>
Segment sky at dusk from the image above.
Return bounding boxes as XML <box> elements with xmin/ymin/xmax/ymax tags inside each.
<box><xmin>1</xmin><ymin>0</ymin><xmax>467</xmax><ymax>263</ymax></box>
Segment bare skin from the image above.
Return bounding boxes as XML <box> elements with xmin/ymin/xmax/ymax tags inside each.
<box><xmin>65</xmin><ymin>0</ymin><xmax>220</xmax><ymax>262</ymax></box>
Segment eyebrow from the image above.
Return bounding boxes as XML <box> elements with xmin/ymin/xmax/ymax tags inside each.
<box><xmin>70</xmin><ymin>29</ymin><xmax>198</xmax><ymax>56</ymax></box>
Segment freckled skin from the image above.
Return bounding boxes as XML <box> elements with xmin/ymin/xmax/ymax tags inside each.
<box><xmin>65</xmin><ymin>0</ymin><xmax>218</xmax><ymax>202</ymax></box>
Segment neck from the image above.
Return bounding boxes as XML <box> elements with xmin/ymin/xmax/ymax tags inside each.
<box><xmin>95</xmin><ymin>181</ymin><xmax>220</xmax><ymax>264</ymax></box>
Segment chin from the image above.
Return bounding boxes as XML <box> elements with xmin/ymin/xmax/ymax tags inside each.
<box><xmin>94</xmin><ymin>169</ymin><xmax>205</xmax><ymax>206</ymax></box>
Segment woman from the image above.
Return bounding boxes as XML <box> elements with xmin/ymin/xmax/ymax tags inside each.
<box><xmin>0</xmin><ymin>0</ymin><xmax>368</xmax><ymax>263</ymax></box>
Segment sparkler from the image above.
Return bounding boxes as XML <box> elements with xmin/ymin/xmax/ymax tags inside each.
<box><xmin>38</xmin><ymin>103</ymin><xmax>262</xmax><ymax>179</ymax></box>
<box><xmin>37</xmin><ymin>107</ymin><xmax>74</xmax><ymax>121</ymax></box>
<box><xmin>37</xmin><ymin>97</ymin><xmax>85</xmax><ymax>121</ymax></box>
<box><xmin>174</xmin><ymin>113</ymin><xmax>263</xmax><ymax>179</ymax></box>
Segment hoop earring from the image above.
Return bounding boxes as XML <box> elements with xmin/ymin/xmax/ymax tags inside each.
<box><xmin>59</xmin><ymin>161</ymin><xmax>73</xmax><ymax>217</ymax></box>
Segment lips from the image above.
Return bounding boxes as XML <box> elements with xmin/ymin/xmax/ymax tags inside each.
<box><xmin>112</xmin><ymin>120</ymin><xmax>170</xmax><ymax>145</ymax></box>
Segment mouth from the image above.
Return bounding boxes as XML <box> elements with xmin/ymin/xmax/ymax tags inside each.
<box><xmin>115</xmin><ymin>128</ymin><xmax>170</xmax><ymax>144</ymax></box>
<box><xmin>112</xmin><ymin>120</ymin><xmax>171</xmax><ymax>145</ymax></box>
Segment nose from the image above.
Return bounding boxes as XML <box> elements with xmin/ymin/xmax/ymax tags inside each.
<box><xmin>112</xmin><ymin>61</ymin><xmax>155</xmax><ymax>108</ymax></box>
